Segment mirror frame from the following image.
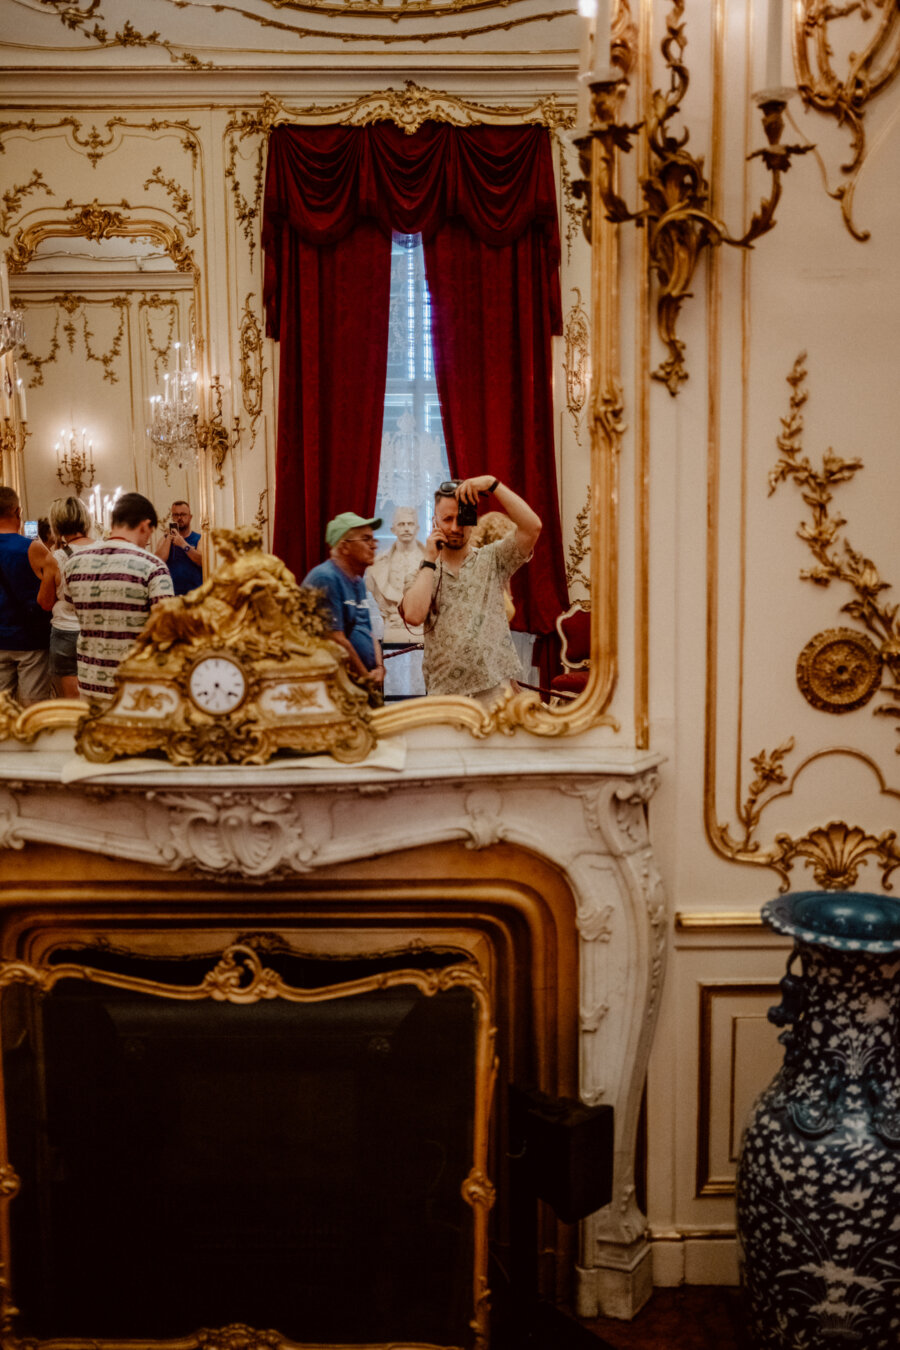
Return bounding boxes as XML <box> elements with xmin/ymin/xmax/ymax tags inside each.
<box><xmin>0</xmin><ymin>86</ymin><xmax>620</xmax><ymax>749</ymax></box>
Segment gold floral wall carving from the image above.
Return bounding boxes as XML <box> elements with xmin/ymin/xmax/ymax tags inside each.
<box><xmin>793</xmin><ymin>0</ymin><xmax>900</xmax><ymax>241</ymax></box>
<box><xmin>239</xmin><ymin>294</ymin><xmax>265</xmax><ymax>431</ymax></box>
<box><xmin>19</xmin><ymin>294</ymin><xmax>128</xmax><ymax>388</ymax></box>
<box><xmin>768</xmin><ymin>352</ymin><xmax>899</xmax><ymax>735</ymax></box>
<box><xmin>565</xmin><ymin>486</ymin><xmax>591</xmax><ymax>593</ymax></box>
<box><xmin>564</xmin><ymin>288</ymin><xmax>590</xmax><ymax>447</ymax></box>
<box><xmin>705</xmin><ymin>354</ymin><xmax>900</xmax><ymax>890</ymax></box>
<box><xmin>0</xmin><ymin>171</ymin><xmax>52</xmax><ymax>236</ymax></box>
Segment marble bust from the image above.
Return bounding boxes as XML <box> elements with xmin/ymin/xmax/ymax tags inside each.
<box><xmin>366</xmin><ymin>506</ymin><xmax>425</xmax><ymax>643</ymax></box>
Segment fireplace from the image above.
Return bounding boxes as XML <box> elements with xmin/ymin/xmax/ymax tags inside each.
<box><xmin>0</xmin><ymin>742</ymin><xmax>665</xmax><ymax>1337</ymax></box>
<box><xmin>3</xmin><ymin>937</ymin><xmax>494</xmax><ymax>1344</ymax></box>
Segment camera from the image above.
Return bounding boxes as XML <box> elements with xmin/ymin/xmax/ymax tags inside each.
<box><xmin>457</xmin><ymin>497</ymin><xmax>478</xmax><ymax>528</ymax></box>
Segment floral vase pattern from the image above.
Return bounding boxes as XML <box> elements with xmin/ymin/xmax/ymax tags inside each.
<box><xmin>736</xmin><ymin>890</ymin><xmax>900</xmax><ymax>1349</ymax></box>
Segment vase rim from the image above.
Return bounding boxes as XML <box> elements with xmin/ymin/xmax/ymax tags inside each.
<box><xmin>763</xmin><ymin>890</ymin><xmax>900</xmax><ymax>952</ymax></box>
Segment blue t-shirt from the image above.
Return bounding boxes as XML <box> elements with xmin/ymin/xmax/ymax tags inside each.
<box><xmin>302</xmin><ymin>559</ymin><xmax>376</xmax><ymax>672</ymax></box>
<box><xmin>166</xmin><ymin>530</ymin><xmax>203</xmax><ymax>595</ymax></box>
<box><xmin>0</xmin><ymin>533</ymin><xmax>50</xmax><ymax>651</ymax></box>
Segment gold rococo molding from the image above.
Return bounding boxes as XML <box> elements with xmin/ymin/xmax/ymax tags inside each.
<box><xmin>246</xmin><ymin>83</ymin><xmax>575</xmax><ymax>138</ymax></box>
<box><xmin>6</xmin><ymin>201</ymin><xmax>197</xmax><ymax>275</ymax></box>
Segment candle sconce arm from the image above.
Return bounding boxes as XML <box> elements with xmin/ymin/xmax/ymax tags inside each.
<box><xmin>582</xmin><ymin>1</ymin><xmax>812</xmax><ymax>395</ymax></box>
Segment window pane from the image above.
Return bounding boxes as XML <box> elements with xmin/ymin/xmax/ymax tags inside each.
<box><xmin>375</xmin><ymin>233</ymin><xmax>450</xmax><ymax>549</ymax></box>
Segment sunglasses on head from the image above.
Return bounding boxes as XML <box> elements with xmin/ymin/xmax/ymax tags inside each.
<box><xmin>437</xmin><ymin>481</ymin><xmax>462</xmax><ymax>496</ymax></box>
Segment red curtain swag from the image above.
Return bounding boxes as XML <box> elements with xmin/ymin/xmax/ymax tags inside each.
<box><xmin>262</xmin><ymin>121</ymin><xmax>569</xmax><ymax>636</ymax></box>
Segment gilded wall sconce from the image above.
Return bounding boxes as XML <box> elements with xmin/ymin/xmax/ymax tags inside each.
<box><xmin>793</xmin><ymin>0</ymin><xmax>900</xmax><ymax>241</ymax></box>
<box><xmin>579</xmin><ymin>0</ymin><xmax>812</xmax><ymax>395</ymax></box>
<box><xmin>196</xmin><ymin>375</ymin><xmax>241</xmax><ymax>490</ymax></box>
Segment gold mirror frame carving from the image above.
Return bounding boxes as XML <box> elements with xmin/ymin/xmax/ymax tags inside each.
<box><xmin>6</xmin><ymin>200</ymin><xmax>197</xmax><ymax>276</ymax></box>
<box><xmin>0</xmin><ymin>200</ymin><xmax>228</xmax><ymax>749</ymax></box>
<box><xmin>0</xmin><ymin>940</ymin><xmax>497</xmax><ymax>1350</ymax></box>
<box><xmin>2</xmin><ymin>84</ymin><xmax>619</xmax><ymax>751</ymax></box>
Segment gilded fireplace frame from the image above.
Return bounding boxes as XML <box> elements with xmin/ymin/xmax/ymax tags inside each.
<box><xmin>0</xmin><ymin>931</ymin><xmax>499</xmax><ymax>1350</ymax></box>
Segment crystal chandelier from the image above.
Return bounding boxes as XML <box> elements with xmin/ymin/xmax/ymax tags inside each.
<box><xmin>0</xmin><ymin>308</ymin><xmax>24</xmax><ymax>359</ymax></box>
<box><xmin>148</xmin><ymin>341</ymin><xmax>199</xmax><ymax>477</ymax></box>
<box><xmin>55</xmin><ymin>426</ymin><xmax>96</xmax><ymax>497</ymax></box>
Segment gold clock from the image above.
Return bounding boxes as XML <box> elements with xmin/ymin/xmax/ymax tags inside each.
<box><xmin>187</xmin><ymin>653</ymin><xmax>248</xmax><ymax>715</ymax></box>
<box><xmin>76</xmin><ymin>529</ymin><xmax>376</xmax><ymax>766</ymax></box>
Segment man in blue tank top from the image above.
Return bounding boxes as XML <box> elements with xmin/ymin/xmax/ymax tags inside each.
<box><xmin>154</xmin><ymin>499</ymin><xmax>203</xmax><ymax>595</ymax></box>
<box><xmin>303</xmin><ymin>512</ymin><xmax>385</xmax><ymax>701</ymax></box>
<box><xmin>0</xmin><ymin>486</ymin><xmax>56</xmax><ymax>705</ymax></box>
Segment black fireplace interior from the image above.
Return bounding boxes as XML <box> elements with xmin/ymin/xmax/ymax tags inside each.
<box><xmin>3</xmin><ymin>945</ymin><xmax>478</xmax><ymax>1345</ymax></box>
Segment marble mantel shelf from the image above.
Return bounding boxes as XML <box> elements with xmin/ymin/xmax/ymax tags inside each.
<box><xmin>0</xmin><ymin>731</ymin><xmax>666</xmax><ymax>1322</ymax></box>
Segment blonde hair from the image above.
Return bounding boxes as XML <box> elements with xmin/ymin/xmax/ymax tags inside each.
<box><xmin>470</xmin><ymin>510</ymin><xmax>514</xmax><ymax>548</ymax></box>
<box><xmin>49</xmin><ymin>496</ymin><xmax>92</xmax><ymax>538</ymax></box>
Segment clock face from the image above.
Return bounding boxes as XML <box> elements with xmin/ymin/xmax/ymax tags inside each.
<box><xmin>188</xmin><ymin>655</ymin><xmax>248</xmax><ymax>715</ymax></box>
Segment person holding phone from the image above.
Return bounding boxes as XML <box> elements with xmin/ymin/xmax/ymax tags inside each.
<box><xmin>154</xmin><ymin>499</ymin><xmax>203</xmax><ymax>595</ymax></box>
<box><xmin>400</xmin><ymin>475</ymin><xmax>541</xmax><ymax>704</ymax></box>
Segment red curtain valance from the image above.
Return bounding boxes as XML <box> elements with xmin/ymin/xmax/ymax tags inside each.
<box><xmin>263</xmin><ymin>122</ymin><xmax>562</xmax><ymax>337</ymax></box>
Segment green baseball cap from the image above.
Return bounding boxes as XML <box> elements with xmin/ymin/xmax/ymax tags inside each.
<box><xmin>325</xmin><ymin>511</ymin><xmax>382</xmax><ymax>548</ymax></box>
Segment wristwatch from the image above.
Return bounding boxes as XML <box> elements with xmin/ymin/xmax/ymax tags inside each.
<box><xmin>419</xmin><ymin>559</ymin><xmax>437</xmax><ymax>571</ymax></box>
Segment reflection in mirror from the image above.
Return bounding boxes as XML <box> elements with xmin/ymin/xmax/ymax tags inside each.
<box><xmin>10</xmin><ymin>231</ymin><xmax>199</xmax><ymax>536</ymax></box>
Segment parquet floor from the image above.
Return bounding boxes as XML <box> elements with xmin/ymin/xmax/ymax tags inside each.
<box><xmin>581</xmin><ymin>1285</ymin><xmax>749</xmax><ymax>1349</ymax></box>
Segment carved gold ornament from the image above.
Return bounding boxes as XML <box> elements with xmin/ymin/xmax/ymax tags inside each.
<box><xmin>196</xmin><ymin>375</ymin><xmax>240</xmax><ymax>490</ymax></box>
<box><xmin>75</xmin><ymin>528</ymin><xmax>377</xmax><ymax>767</ymax></box>
<box><xmin>797</xmin><ymin>627</ymin><xmax>883</xmax><ymax>713</ymax></box>
<box><xmin>0</xmin><ymin>942</ymin><xmax>497</xmax><ymax>1350</ymax></box>
<box><xmin>239</xmin><ymin>294</ymin><xmax>266</xmax><ymax>423</ymax></box>
<box><xmin>7</xmin><ymin>202</ymin><xmax>196</xmax><ymax>275</ymax></box>
<box><xmin>565</xmin><ymin>485</ymin><xmax>591</xmax><ymax>593</ymax></box>
<box><xmin>716</xmin><ymin>737</ymin><xmax>900</xmax><ymax>891</ymax></box>
<box><xmin>769</xmin><ymin>353</ymin><xmax>900</xmax><ymax>740</ymax></box>
<box><xmin>0</xmin><ymin>169</ymin><xmax>51</xmax><ymax>235</ymax></box>
<box><xmin>580</xmin><ymin>0</ymin><xmax>811</xmax><ymax>394</ymax></box>
<box><xmin>706</xmin><ymin>352</ymin><xmax>900</xmax><ymax>884</ymax></box>
<box><xmin>564</xmin><ymin>288</ymin><xmax>590</xmax><ymax>446</ymax></box>
<box><xmin>794</xmin><ymin>0</ymin><xmax>900</xmax><ymax>241</ymax></box>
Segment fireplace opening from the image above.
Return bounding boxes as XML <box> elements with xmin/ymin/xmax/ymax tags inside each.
<box><xmin>2</xmin><ymin>941</ymin><xmax>492</xmax><ymax>1346</ymax></box>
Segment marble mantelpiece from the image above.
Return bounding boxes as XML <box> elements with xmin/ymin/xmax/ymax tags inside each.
<box><xmin>0</xmin><ymin>731</ymin><xmax>665</xmax><ymax>1320</ymax></box>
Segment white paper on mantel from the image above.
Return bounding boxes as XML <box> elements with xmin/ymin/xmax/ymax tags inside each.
<box><xmin>60</xmin><ymin>736</ymin><xmax>407</xmax><ymax>784</ymax></box>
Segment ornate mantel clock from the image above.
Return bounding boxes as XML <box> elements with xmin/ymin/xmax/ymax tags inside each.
<box><xmin>76</xmin><ymin>528</ymin><xmax>376</xmax><ymax>766</ymax></box>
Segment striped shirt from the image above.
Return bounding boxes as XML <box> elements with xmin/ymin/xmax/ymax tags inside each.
<box><xmin>63</xmin><ymin>539</ymin><xmax>173</xmax><ymax>699</ymax></box>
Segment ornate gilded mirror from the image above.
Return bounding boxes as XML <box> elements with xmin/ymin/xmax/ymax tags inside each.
<box><xmin>0</xmin><ymin>86</ymin><xmax>620</xmax><ymax>751</ymax></box>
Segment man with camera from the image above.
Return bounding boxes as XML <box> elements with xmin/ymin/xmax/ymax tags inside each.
<box><xmin>401</xmin><ymin>476</ymin><xmax>541</xmax><ymax>704</ymax></box>
<box><xmin>155</xmin><ymin>500</ymin><xmax>203</xmax><ymax>595</ymax></box>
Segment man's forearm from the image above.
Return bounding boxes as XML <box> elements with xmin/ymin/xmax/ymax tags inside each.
<box><xmin>401</xmin><ymin>568</ymin><xmax>434</xmax><ymax>626</ymax></box>
<box><xmin>155</xmin><ymin>534</ymin><xmax>173</xmax><ymax>562</ymax></box>
<box><xmin>492</xmin><ymin>482</ymin><xmax>541</xmax><ymax>551</ymax></box>
<box><xmin>329</xmin><ymin>630</ymin><xmax>370</xmax><ymax>680</ymax></box>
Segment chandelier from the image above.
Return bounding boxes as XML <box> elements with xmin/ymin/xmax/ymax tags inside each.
<box><xmin>56</xmin><ymin>426</ymin><xmax>96</xmax><ymax>498</ymax></box>
<box><xmin>0</xmin><ymin>308</ymin><xmax>24</xmax><ymax>360</ymax></box>
<box><xmin>148</xmin><ymin>342</ymin><xmax>199</xmax><ymax>477</ymax></box>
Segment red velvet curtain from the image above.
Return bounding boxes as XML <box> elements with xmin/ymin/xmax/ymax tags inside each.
<box><xmin>263</xmin><ymin>121</ymin><xmax>568</xmax><ymax>632</ymax></box>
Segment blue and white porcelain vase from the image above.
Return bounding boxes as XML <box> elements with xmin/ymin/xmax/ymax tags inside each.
<box><xmin>736</xmin><ymin>890</ymin><xmax>900</xmax><ymax>1349</ymax></box>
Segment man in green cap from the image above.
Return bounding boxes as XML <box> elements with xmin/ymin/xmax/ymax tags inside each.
<box><xmin>302</xmin><ymin>512</ymin><xmax>385</xmax><ymax>698</ymax></box>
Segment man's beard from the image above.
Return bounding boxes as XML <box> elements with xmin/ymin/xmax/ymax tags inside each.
<box><xmin>441</xmin><ymin>532</ymin><xmax>466</xmax><ymax>552</ymax></box>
